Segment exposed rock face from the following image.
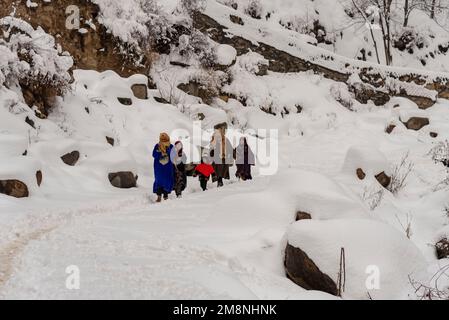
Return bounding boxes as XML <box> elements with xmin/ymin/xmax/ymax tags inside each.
<box><xmin>131</xmin><ymin>84</ymin><xmax>148</xmax><ymax>100</ymax></box>
<box><xmin>0</xmin><ymin>180</ymin><xmax>29</xmax><ymax>198</ymax></box>
<box><xmin>0</xmin><ymin>0</ymin><xmax>152</xmax><ymax>78</ymax></box>
<box><xmin>21</xmin><ymin>83</ymin><xmax>59</xmax><ymax>117</ymax></box>
<box><xmin>436</xmin><ymin>238</ymin><xmax>449</xmax><ymax>259</ymax></box>
<box><xmin>403</xmin><ymin>117</ymin><xmax>430</xmax><ymax>131</ymax></box>
<box><xmin>193</xmin><ymin>12</ymin><xmax>445</xmax><ymax>110</ymax></box>
<box><xmin>61</xmin><ymin>151</ymin><xmax>80</xmax><ymax>166</ymax></box>
<box><xmin>108</xmin><ymin>172</ymin><xmax>137</xmax><ymax>189</ymax></box>
<box><xmin>350</xmin><ymin>84</ymin><xmax>391</xmax><ymax>106</ymax></box>
<box><xmin>284</xmin><ymin>244</ymin><xmax>338</xmax><ymax>295</ymax></box>
<box><xmin>296</xmin><ymin>211</ymin><xmax>312</xmax><ymax>221</ymax></box>
<box><xmin>375</xmin><ymin>172</ymin><xmax>391</xmax><ymax>188</ymax></box>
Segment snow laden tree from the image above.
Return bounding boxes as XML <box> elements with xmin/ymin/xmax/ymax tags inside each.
<box><xmin>403</xmin><ymin>0</ymin><xmax>449</xmax><ymax>26</ymax></box>
<box><xmin>0</xmin><ymin>17</ymin><xmax>73</xmax><ymax>116</ymax></box>
<box><xmin>345</xmin><ymin>0</ymin><xmax>449</xmax><ymax>66</ymax></box>
<box><xmin>347</xmin><ymin>0</ymin><xmax>394</xmax><ymax>65</ymax></box>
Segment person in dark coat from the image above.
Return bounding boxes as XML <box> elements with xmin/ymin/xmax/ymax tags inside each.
<box><xmin>153</xmin><ymin>132</ymin><xmax>175</xmax><ymax>202</ymax></box>
<box><xmin>172</xmin><ymin>141</ymin><xmax>187</xmax><ymax>198</ymax></box>
<box><xmin>234</xmin><ymin>137</ymin><xmax>255</xmax><ymax>181</ymax></box>
<box><xmin>210</xmin><ymin>129</ymin><xmax>233</xmax><ymax>188</ymax></box>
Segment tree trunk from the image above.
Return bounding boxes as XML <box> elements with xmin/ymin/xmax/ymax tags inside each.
<box><xmin>431</xmin><ymin>0</ymin><xmax>437</xmax><ymax>19</ymax></box>
<box><xmin>404</xmin><ymin>0</ymin><xmax>409</xmax><ymax>26</ymax></box>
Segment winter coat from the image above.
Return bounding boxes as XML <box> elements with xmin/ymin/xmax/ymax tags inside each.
<box><xmin>153</xmin><ymin>144</ymin><xmax>175</xmax><ymax>194</ymax></box>
<box><xmin>195</xmin><ymin>163</ymin><xmax>215</xmax><ymax>178</ymax></box>
<box><xmin>173</xmin><ymin>151</ymin><xmax>187</xmax><ymax>196</ymax></box>
<box><xmin>210</xmin><ymin>134</ymin><xmax>233</xmax><ymax>180</ymax></box>
<box><xmin>234</xmin><ymin>138</ymin><xmax>255</xmax><ymax>180</ymax></box>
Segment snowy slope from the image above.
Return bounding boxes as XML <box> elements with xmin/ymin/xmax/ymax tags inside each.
<box><xmin>1</xmin><ymin>0</ymin><xmax>449</xmax><ymax>300</ymax></box>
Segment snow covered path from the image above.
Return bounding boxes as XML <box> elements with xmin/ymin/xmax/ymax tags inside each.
<box><xmin>0</xmin><ymin>177</ymin><xmax>332</xmax><ymax>300</ymax></box>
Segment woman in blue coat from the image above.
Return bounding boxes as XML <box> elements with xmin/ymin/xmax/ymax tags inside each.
<box><xmin>153</xmin><ymin>132</ymin><xmax>175</xmax><ymax>202</ymax></box>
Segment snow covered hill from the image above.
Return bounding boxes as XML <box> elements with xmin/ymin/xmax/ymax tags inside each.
<box><xmin>1</xmin><ymin>0</ymin><xmax>449</xmax><ymax>300</ymax></box>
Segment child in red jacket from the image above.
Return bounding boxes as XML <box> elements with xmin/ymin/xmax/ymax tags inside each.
<box><xmin>194</xmin><ymin>153</ymin><xmax>215</xmax><ymax>191</ymax></box>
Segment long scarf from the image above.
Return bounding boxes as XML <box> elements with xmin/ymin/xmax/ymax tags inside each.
<box><xmin>158</xmin><ymin>133</ymin><xmax>171</xmax><ymax>155</ymax></box>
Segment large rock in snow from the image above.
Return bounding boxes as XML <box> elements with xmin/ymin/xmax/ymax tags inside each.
<box><xmin>436</xmin><ymin>238</ymin><xmax>449</xmax><ymax>260</ymax></box>
<box><xmin>285</xmin><ymin>219</ymin><xmax>426</xmax><ymax>299</ymax></box>
<box><xmin>268</xmin><ymin>169</ymin><xmax>370</xmax><ymax>220</ymax></box>
<box><xmin>0</xmin><ymin>179</ymin><xmax>29</xmax><ymax>198</ymax></box>
<box><xmin>108</xmin><ymin>172</ymin><xmax>137</xmax><ymax>189</ymax></box>
<box><xmin>61</xmin><ymin>151</ymin><xmax>80</xmax><ymax>166</ymax></box>
<box><xmin>403</xmin><ymin>117</ymin><xmax>430</xmax><ymax>131</ymax></box>
<box><xmin>342</xmin><ymin>145</ymin><xmax>391</xmax><ymax>188</ymax></box>
<box><xmin>0</xmin><ymin>157</ymin><xmax>42</xmax><ymax>197</ymax></box>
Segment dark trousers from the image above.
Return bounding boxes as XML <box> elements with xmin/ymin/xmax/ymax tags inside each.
<box><xmin>199</xmin><ymin>175</ymin><xmax>209</xmax><ymax>191</ymax></box>
<box><xmin>156</xmin><ymin>187</ymin><xmax>168</xmax><ymax>199</ymax></box>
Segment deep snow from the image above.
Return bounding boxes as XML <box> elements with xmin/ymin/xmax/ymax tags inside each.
<box><xmin>1</xmin><ymin>0</ymin><xmax>449</xmax><ymax>300</ymax></box>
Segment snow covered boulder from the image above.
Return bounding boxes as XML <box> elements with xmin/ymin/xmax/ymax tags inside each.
<box><xmin>342</xmin><ymin>146</ymin><xmax>391</xmax><ymax>188</ymax></box>
<box><xmin>268</xmin><ymin>170</ymin><xmax>369</xmax><ymax>220</ymax></box>
<box><xmin>127</xmin><ymin>74</ymin><xmax>149</xmax><ymax>100</ymax></box>
<box><xmin>80</xmin><ymin>147</ymin><xmax>138</xmax><ymax>189</ymax></box>
<box><xmin>398</xmin><ymin>109</ymin><xmax>430</xmax><ymax>131</ymax></box>
<box><xmin>131</xmin><ymin>84</ymin><xmax>148</xmax><ymax>100</ymax></box>
<box><xmin>0</xmin><ymin>180</ymin><xmax>29</xmax><ymax>198</ymax></box>
<box><xmin>296</xmin><ymin>211</ymin><xmax>312</xmax><ymax>221</ymax></box>
<box><xmin>403</xmin><ymin>117</ymin><xmax>430</xmax><ymax>131</ymax></box>
<box><xmin>61</xmin><ymin>151</ymin><xmax>80</xmax><ymax>166</ymax></box>
<box><xmin>436</xmin><ymin>238</ymin><xmax>449</xmax><ymax>260</ymax></box>
<box><xmin>215</xmin><ymin>44</ymin><xmax>237</xmax><ymax>67</ymax></box>
<box><xmin>117</xmin><ymin>97</ymin><xmax>133</xmax><ymax>106</ymax></box>
<box><xmin>0</xmin><ymin>157</ymin><xmax>42</xmax><ymax>198</ymax></box>
<box><xmin>108</xmin><ymin>172</ymin><xmax>137</xmax><ymax>189</ymax></box>
<box><xmin>285</xmin><ymin>219</ymin><xmax>426</xmax><ymax>299</ymax></box>
<box><xmin>236</xmin><ymin>52</ymin><xmax>269</xmax><ymax>76</ymax></box>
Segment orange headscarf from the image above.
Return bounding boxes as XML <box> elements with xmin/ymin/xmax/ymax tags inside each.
<box><xmin>159</xmin><ymin>132</ymin><xmax>171</xmax><ymax>155</ymax></box>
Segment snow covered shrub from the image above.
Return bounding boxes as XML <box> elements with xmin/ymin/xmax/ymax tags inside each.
<box><xmin>330</xmin><ymin>83</ymin><xmax>354</xmax><ymax>110</ymax></box>
<box><xmin>429</xmin><ymin>140</ymin><xmax>449</xmax><ymax>167</ymax></box>
<box><xmin>236</xmin><ymin>52</ymin><xmax>269</xmax><ymax>75</ymax></box>
<box><xmin>0</xmin><ymin>17</ymin><xmax>73</xmax><ymax>91</ymax></box>
<box><xmin>176</xmin><ymin>30</ymin><xmax>215</xmax><ymax>67</ymax></box>
<box><xmin>244</xmin><ymin>0</ymin><xmax>263</xmax><ymax>20</ymax></box>
<box><xmin>279</xmin><ymin>15</ymin><xmax>310</xmax><ymax>34</ymax></box>
<box><xmin>217</xmin><ymin>0</ymin><xmax>238</xmax><ymax>10</ymax></box>
<box><xmin>393</xmin><ymin>29</ymin><xmax>428</xmax><ymax>54</ymax></box>
<box><xmin>178</xmin><ymin>0</ymin><xmax>207</xmax><ymax>14</ymax></box>
<box><xmin>387</xmin><ymin>152</ymin><xmax>414</xmax><ymax>195</ymax></box>
<box><xmin>190</xmin><ymin>70</ymin><xmax>228</xmax><ymax>104</ymax></box>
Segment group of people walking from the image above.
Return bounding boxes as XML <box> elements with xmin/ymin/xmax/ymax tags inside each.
<box><xmin>152</xmin><ymin>127</ymin><xmax>255</xmax><ymax>202</ymax></box>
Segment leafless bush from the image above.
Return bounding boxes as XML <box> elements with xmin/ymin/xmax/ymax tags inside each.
<box><xmin>387</xmin><ymin>152</ymin><xmax>414</xmax><ymax>195</ymax></box>
<box><xmin>395</xmin><ymin>213</ymin><xmax>413</xmax><ymax>239</ymax></box>
<box><xmin>362</xmin><ymin>184</ymin><xmax>385</xmax><ymax>210</ymax></box>
<box><xmin>330</xmin><ymin>83</ymin><xmax>354</xmax><ymax>110</ymax></box>
<box><xmin>429</xmin><ymin>140</ymin><xmax>449</xmax><ymax>167</ymax></box>
<box><xmin>409</xmin><ymin>264</ymin><xmax>449</xmax><ymax>300</ymax></box>
<box><xmin>157</xmin><ymin>72</ymin><xmax>184</xmax><ymax>105</ymax></box>
<box><xmin>177</xmin><ymin>31</ymin><xmax>215</xmax><ymax>68</ymax></box>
